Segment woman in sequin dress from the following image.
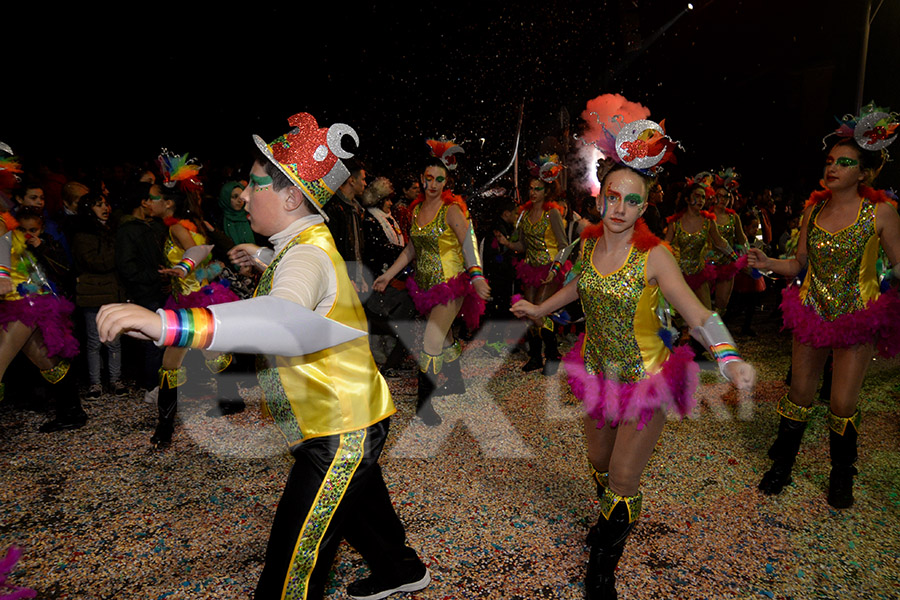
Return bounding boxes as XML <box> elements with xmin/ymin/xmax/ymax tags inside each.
<box><xmin>707</xmin><ymin>184</ymin><xmax>748</xmax><ymax>314</ymax></box>
<box><xmin>497</xmin><ymin>176</ymin><xmax>568</xmax><ymax>374</ymax></box>
<box><xmin>373</xmin><ymin>160</ymin><xmax>490</xmax><ymax>426</ymax></box>
<box><xmin>152</xmin><ymin>186</ymin><xmax>240</xmax><ymax>448</ymax></box>
<box><xmin>750</xmin><ymin>138</ymin><xmax>900</xmax><ymax>508</ymax></box>
<box><xmin>513</xmin><ymin>164</ymin><xmax>755</xmax><ymax>599</ymax></box>
<box><xmin>665</xmin><ymin>183</ymin><xmax>732</xmax><ymax>308</ymax></box>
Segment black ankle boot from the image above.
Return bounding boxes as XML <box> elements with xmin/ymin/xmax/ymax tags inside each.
<box><xmin>416</xmin><ymin>370</ymin><xmax>442</xmax><ymax>426</ymax></box>
<box><xmin>827</xmin><ymin>410</ymin><xmax>859</xmax><ymax>509</ymax></box>
<box><xmin>521</xmin><ymin>330</ymin><xmax>543</xmax><ymax>372</ymax></box>
<box><xmin>38</xmin><ymin>361</ymin><xmax>88</xmax><ymax>433</ymax></box>
<box><xmin>434</xmin><ymin>341</ymin><xmax>465</xmax><ymax>396</ymax></box>
<box><xmin>541</xmin><ymin>328</ymin><xmax>560</xmax><ymax>376</ymax></box>
<box><xmin>152</xmin><ymin>369</ymin><xmax>183</xmax><ymax>448</ymax></box>
<box><xmin>759</xmin><ymin>397</ymin><xmax>811</xmax><ymax>495</ymax></box>
<box><xmin>585</xmin><ymin>489</ymin><xmax>641</xmax><ymax>600</ymax></box>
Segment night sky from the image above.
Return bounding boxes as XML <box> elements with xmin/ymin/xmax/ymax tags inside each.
<box><xmin>7</xmin><ymin>0</ymin><xmax>898</xmax><ymax>198</ymax></box>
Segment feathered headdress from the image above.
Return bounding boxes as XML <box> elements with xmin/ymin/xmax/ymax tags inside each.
<box><xmin>824</xmin><ymin>102</ymin><xmax>898</xmax><ymax>152</ymax></box>
<box><xmin>0</xmin><ymin>142</ymin><xmax>22</xmax><ymax>199</ymax></box>
<box><xmin>157</xmin><ymin>149</ymin><xmax>203</xmax><ymax>194</ymax></box>
<box><xmin>714</xmin><ymin>167</ymin><xmax>740</xmax><ymax>191</ymax></box>
<box><xmin>526</xmin><ymin>154</ymin><xmax>564</xmax><ymax>182</ymax></box>
<box><xmin>577</xmin><ymin>93</ymin><xmax>679</xmax><ymax>176</ymax></box>
<box><xmin>686</xmin><ymin>171</ymin><xmax>716</xmax><ymax>198</ymax></box>
<box><xmin>426</xmin><ymin>138</ymin><xmax>465</xmax><ymax>170</ymax></box>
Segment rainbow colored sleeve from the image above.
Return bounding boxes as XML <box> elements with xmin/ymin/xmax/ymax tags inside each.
<box><xmin>160</xmin><ymin>308</ymin><xmax>215</xmax><ymax>349</ymax></box>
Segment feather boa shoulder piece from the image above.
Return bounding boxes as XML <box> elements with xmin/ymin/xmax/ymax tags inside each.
<box><xmin>580</xmin><ymin>219</ymin><xmax>668</xmax><ymax>252</ymax></box>
<box><xmin>409</xmin><ymin>190</ymin><xmax>469</xmax><ymax>218</ymax></box>
<box><xmin>805</xmin><ymin>186</ymin><xmax>897</xmax><ymax>210</ymax></box>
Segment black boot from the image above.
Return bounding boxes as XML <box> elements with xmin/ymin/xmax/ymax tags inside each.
<box><xmin>585</xmin><ymin>488</ymin><xmax>641</xmax><ymax>600</ymax></box>
<box><xmin>416</xmin><ymin>352</ymin><xmax>442</xmax><ymax>426</ymax></box>
<box><xmin>521</xmin><ymin>329</ymin><xmax>543</xmax><ymax>372</ymax></box>
<box><xmin>827</xmin><ymin>410</ymin><xmax>860</xmax><ymax>509</ymax></box>
<box><xmin>541</xmin><ymin>327</ymin><xmax>560</xmax><ymax>376</ymax></box>
<box><xmin>434</xmin><ymin>340</ymin><xmax>465</xmax><ymax>396</ymax></box>
<box><xmin>758</xmin><ymin>395</ymin><xmax>811</xmax><ymax>495</ymax></box>
<box><xmin>206</xmin><ymin>355</ymin><xmax>246</xmax><ymax>417</ymax></box>
<box><xmin>151</xmin><ymin>367</ymin><xmax>184</xmax><ymax>448</ymax></box>
<box><xmin>38</xmin><ymin>361</ymin><xmax>88</xmax><ymax>433</ymax></box>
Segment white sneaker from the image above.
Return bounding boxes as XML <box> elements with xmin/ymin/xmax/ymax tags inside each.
<box><xmin>143</xmin><ymin>387</ymin><xmax>159</xmax><ymax>404</ymax></box>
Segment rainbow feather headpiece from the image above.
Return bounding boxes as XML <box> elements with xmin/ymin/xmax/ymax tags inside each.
<box><xmin>426</xmin><ymin>138</ymin><xmax>465</xmax><ymax>171</ymax></box>
<box><xmin>527</xmin><ymin>154</ymin><xmax>564</xmax><ymax>182</ymax></box>
<box><xmin>158</xmin><ymin>149</ymin><xmax>203</xmax><ymax>192</ymax></box>
<box><xmin>714</xmin><ymin>167</ymin><xmax>740</xmax><ymax>191</ymax></box>
<box><xmin>686</xmin><ymin>171</ymin><xmax>716</xmax><ymax>198</ymax></box>
<box><xmin>824</xmin><ymin>102</ymin><xmax>898</xmax><ymax>152</ymax></box>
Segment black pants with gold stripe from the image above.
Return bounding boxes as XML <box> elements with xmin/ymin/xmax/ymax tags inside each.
<box><xmin>255</xmin><ymin>418</ymin><xmax>422</xmax><ymax>600</ymax></box>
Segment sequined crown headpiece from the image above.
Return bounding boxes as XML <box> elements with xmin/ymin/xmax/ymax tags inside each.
<box><xmin>158</xmin><ymin>149</ymin><xmax>203</xmax><ymax>195</ymax></box>
<box><xmin>426</xmin><ymin>138</ymin><xmax>464</xmax><ymax>171</ymax></box>
<box><xmin>254</xmin><ymin>112</ymin><xmax>360</xmax><ymax>220</ymax></box>
<box><xmin>526</xmin><ymin>154</ymin><xmax>564</xmax><ymax>182</ymax></box>
<box><xmin>824</xmin><ymin>102</ymin><xmax>898</xmax><ymax>152</ymax></box>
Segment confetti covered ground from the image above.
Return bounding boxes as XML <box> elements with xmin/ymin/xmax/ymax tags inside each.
<box><xmin>1</xmin><ymin>317</ymin><xmax>899</xmax><ymax>600</ymax></box>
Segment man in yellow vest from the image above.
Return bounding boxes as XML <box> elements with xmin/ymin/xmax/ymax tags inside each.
<box><xmin>97</xmin><ymin>113</ymin><xmax>430</xmax><ymax>600</ymax></box>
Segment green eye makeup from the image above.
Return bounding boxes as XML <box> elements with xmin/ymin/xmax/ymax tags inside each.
<box><xmin>250</xmin><ymin>173</ymin><xmax>273</xmax><ymax>189</ymax></box>
<box><xmin>625</xmin><ymin>193</ymin><xmax>644</xmax><ymax>207</ymax></box>
<box><xmin>834</xmin><ymin>157</ymin><xmax>859</xmax><ymax>168</ymax></box>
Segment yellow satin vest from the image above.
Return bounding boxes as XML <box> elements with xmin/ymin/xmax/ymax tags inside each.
<box><xmin>254</xmin><ymin>222</ymin><xmax>394</xmax><ymax>448</ymax></box>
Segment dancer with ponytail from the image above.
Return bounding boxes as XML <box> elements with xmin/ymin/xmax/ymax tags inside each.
<box><xmin>374</xmin><ymin>140</ymin><xmax>490</xmax><ymax>426</ymax></box>
<box><xmin>751</xmin><ymin>104</ymin><xmax>900</xmax><ymax>508</ymax></box>
<box><xmin>514</xmin><ymin>101</ymin><xmax>755</xmax><ymax>599</ymax></box>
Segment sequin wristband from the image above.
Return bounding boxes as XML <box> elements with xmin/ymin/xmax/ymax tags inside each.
<box><xmin>175</xmin><ymin>257</ymin><xmax>197</xmax><ymax>275</ymax></box>
<box><xmin>0</xmin><ymin>265</ymin><xmax>10</xmax><ymax>279</ymax></box>
<box><xmin>157</xmin><ymin>308</ymin><xmax>215</xmax><ymax>349</ymax></box>
<box><xmin>467</xmin><ymin>265</ymin><xmax>485</xmax><ymax>280</ymax></box>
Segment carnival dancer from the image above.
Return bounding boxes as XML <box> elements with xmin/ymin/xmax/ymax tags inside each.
<box><xmin>373</xmin><ymin>140</ymin><xmax>491</xmax><ymax>426</ymax></box>
<box><xmin>0</xmin><ymin>198</ymin><xmax>84</xmax><ymax>431</ymax></box>
<box><xmin>665</xmin><ymin>174</ymin><xmax>734</xmax><ymax>309</ymax></box>
<box><xmin>750</xmin><ymin>103</ymin><xmax>900</xmax><ymax>508</ymax></box>
<box><xmin>496</xmin><ymin>155</ymin><xmax>569</xmax><ymax>375</ymax></box>
<box><xmin>98</xmin><ymin>111</ymin><xmax>431</xmax><ymax>600</ymax></box>
<box><xmin>151</xmin><ymin>154</ymin><xmax>241</xmax><ymax>448</ymax></box>
<box><xmin>707</xmin><ymin>169</ymin><xmax>748</xmax><ymax>314</ymax></box>
<box><xmin>513</xmin><ymin>102</ymin><xmax>755</xmax><ymax>599</ymax></box>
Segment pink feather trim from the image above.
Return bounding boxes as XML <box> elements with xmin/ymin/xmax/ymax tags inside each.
<box><xmin>406</xmin><ymin>271</ymin><xmax>486</xmax><ymax>329</ymax></box>
<box><xmin>781</xmin><ymin>285</ymin><xmax>900</xmax><ymax>357</ymax></box>
<box><xmin>0</xmin><ymin>295</ymin><xmax>79</xmax><ymax>359</ymax></box>
<box><xmin>683</xmin><ymin>263</ymin><xmax>717</xmax><ymax>290</ymax></box>
<box><xmin>563</xmin><ymin>334</ymin><xmax>699</xmax><ymax>430</ymax></box>
<box><xmin>0</xmin><ymin>545</ymin><xmax>37</xmax><ymax>599</ymax></box>
<box><xmin>513</xmin><ymin>259</ymin><xmax>571</xmax><ymax>288</ymax></box>
<box><xmin>709</xmin><ymin>254</ymin><xmax>749</xmax><ymax>282</ymax></box>
<box><xmin>165</xmin><ymin>281</ymin><xmax>240</xmax><ymax>311</ymax></box>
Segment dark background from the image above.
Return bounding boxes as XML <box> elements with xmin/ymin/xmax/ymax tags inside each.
<box><xmin>5</xmin><ymin>0</ymin><xmax>898</xmax><ymax>199</ymax></box>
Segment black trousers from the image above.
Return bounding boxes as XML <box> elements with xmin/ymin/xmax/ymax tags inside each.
<box><xmin>255</xmin><ymin>418</ymin><xmax>421</xmax><ymax>600</ymax></box>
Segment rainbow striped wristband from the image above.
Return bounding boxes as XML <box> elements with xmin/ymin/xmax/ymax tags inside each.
<box><xmin>175</xmin><ymin>257</ymin><xmax>197</xmax><ymax>275</ymax></box>
<box><xmin>158</xmin><ymin>308</ymin><xmax>216</xmax><ymax>349</ymax></box>
<box><xmin>467</xmin><ymin>265</ymin><xmax>485</xmax><ymax>280</ymax></box>
<box><xmin>0</xmin><ymin>265</ymin><xmax>10</xmax><ymax>278</ymax></box>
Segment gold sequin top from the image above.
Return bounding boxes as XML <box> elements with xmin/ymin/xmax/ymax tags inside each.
<box><xmin>2</xmin><ymin>230</ymin><xmax>50</xmax><ymax>302</ymax></box>
<box><xmin>410</xmin><ymin>203</ymin><xmax>464</xmax><ymax>290</ymax></box>
<box><xmin>671</xmin><ymin>218</ymin><xmax>712</xmax><ymax>275</ymax></box>
<box><xmin>164</xmin><ymin>225</ymin><xmax>210</xmax><ymax>299</ymax></box>
<box><xmin>521</xmin><ymin>207</ymin><xmax>565</xmax><ymax>266</ymax></box>
<box><xmin>577</xmin><ymin>237</ymin><xmax>669</xmax><ymax>383</ymax></box>
<box><xmin>711</xmin><ymin>212</ymin><xmax>738</xmax><ymax>264</ymax></box>
<box><xmin>799</xmin><ymin>198</ymin><xmax>881</xmax><ymax>321</ymax></box>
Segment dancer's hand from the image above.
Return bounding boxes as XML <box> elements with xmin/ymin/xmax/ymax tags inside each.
<box><xmin>158</xmin><ymin>267</ymin><xmax>188</xmax><ymax>279</ymax></box>
<box><xmin>229</xmin><ymin>244</ymin><xmax>266</xmax><ymax>272</ymax></box>
<box><xmin>510</xmin><ymin>299</ymin><xmax>541</xmax><ymax>323</ymax></box>
<box><xmin>373</xmin><ymin>273</ymin><xmax>389</xmax><ymax>293</ymax></box>
<box><xmin>746</xmin><ymin>248</ymin><xmax>770</xmax><ymax>271</ymax></box>
<box><xmin>97</xmin><ymin>303</ymin><xmax>162</xmax><ymax>344</ymax></box>
<box><xmin>725</xmin><ymin>360</ymin><xmax>756</xmax><ymax>391</ymax></box>
<box><xmin>473</xmin><ymin>277</ymin><xmax>491</xmax><ymax>300</ymax></box>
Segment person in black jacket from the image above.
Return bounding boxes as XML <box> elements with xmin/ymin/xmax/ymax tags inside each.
<box><xmin>114</xmin><ymin>182</ymin><xmax>167</xmax><ymax>397</ymax></box>
<box><xmin>323</xmin><ymin>158</ymin><xmax>367</xmax><ymax>293</ymax></box>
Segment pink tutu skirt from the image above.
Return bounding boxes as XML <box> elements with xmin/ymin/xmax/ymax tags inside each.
<box><xmin>563</xmin><ymin>334</ymin><xmax>699</xmax><ymax>430</ymax></box>
<box><xmin>165</xmin><ymin>281</ymin><xmax>240</xmax><ymax>311</ymax></box>
<box><xmin>406</xmin><ymin>271</ymin><xmax>486</xmax><ymax>330</ymax></box>
<box><xmin>708</xmin><ymin>254</ymin><xmax>748</xmax><ymax>283</ymax></box>
<box><xmin>0</xmin><ymin>294</ymin><xmax>79</xmax><ymax>359</ymax></box>
<box><xmin>781</xmin><ymin>285</ymin><xmax>900</xmax><ymax>357</ymax></box>
<box><xmin>513</xmin><ymin>259</ymin><xmax>571</xmax><ymax>288</ymax></box>
<box><xmin>682</xmin><ymin>263</ymin><xmax>718</xmax><ymax>290</ymax></box>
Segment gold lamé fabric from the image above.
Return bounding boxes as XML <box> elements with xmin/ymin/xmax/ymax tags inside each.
<box><xmin>164</xmin><ymin>227</ymin><xmax>210</xmax><ymax>298</ymax></box>
<box><xmin>799</xmin><ymin>199</ymin><xmax>881</xmax><ymax>321</ymax></box>
<box><xmin>671</xmin><ymin>219</ymin><xmax>712</xmax><ymax>276</ymax></box>
<box><xmin>410</xmin><ymin>203</ymin><xmax>464</xmax><ymax>291</ymax></box>
<box><xmin>577</xmin><ymin>238</ymin><xmax>669</xmax><ymax>384</ymax></box>
<box><xmin>254</xmin><ymin>223</ymin><xmax>394</xmax><ymax>448</ymax></box>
